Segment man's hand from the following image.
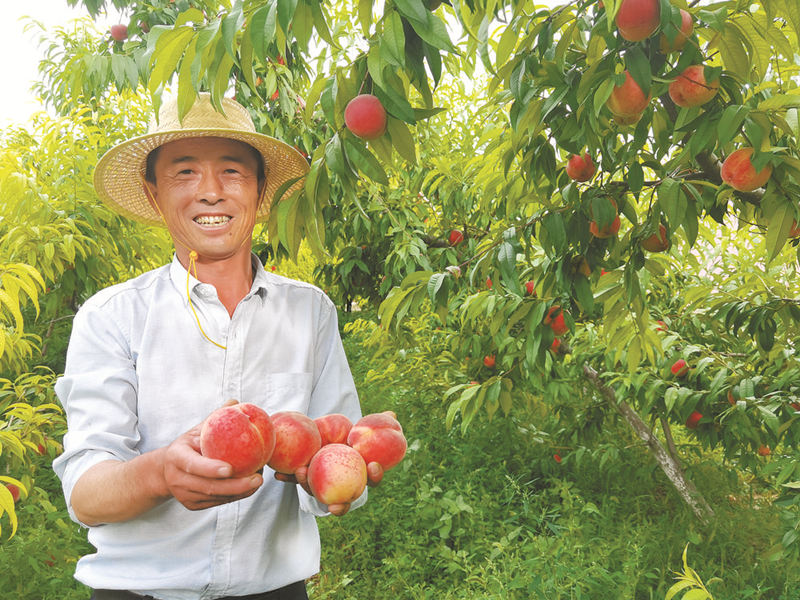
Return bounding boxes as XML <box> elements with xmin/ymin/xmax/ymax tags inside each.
<box><xmin>162</xmin><ymin>425</ymin><xmax>263</xmax><ymax>511</ymax></box>
<box><xmin>274</xmin><ymin>460</ymin><xmax>384</xmax><ymax>517</ymax></box>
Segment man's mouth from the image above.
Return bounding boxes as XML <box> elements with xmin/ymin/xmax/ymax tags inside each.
<box><xmin>194</xmin><ymin>215</ymin><xmax>232</xmax><ymax>226</ymax></box>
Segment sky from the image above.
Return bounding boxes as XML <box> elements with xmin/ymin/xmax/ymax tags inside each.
<box><xmin>0</xmin><ymin>0</ymin><xmax>123</xmax><ymax>128</ymax></box>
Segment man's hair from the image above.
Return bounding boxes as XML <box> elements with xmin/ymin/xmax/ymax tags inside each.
<box><xmin>144</xmin><ymin>141</ymin><xmax>266</xmax><ymax>184</ymax></box>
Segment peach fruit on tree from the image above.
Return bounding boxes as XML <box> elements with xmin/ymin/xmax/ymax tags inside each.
<box><xmin>55</xmin><ymin>0</ymin><xmax>800</xmax><ymax>531</ymax></box>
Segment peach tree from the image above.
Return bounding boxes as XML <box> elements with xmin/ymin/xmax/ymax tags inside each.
<box><xmin>59</xmin><ymin>0</ymin><xmax>800</xmax><ymax>531</ymax></box>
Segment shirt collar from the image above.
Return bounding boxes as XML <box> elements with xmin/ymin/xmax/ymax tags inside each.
<box><xmin>168</xmin><ymin>253</ymin><xmax>269</xmax><ymax>306</ymax></box>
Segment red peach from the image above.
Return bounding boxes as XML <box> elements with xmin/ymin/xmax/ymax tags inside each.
<box><xmin>615</xmin><ymin>0</ymin><xmax>660</xmax><ymax>42</ymax></box>
<box><xmin>791</xmin><ymin>402</ymin><xmax>800</xmax><ymax>411</ymax></box>
<box><xmin>565</xmin><ymin>153</ymin><xmax>596</xmax><ymax>182</ymax></box>
<box><xmin>449</xmin><ymin>229</ymin><xmax>464</xmax><ymax>246</ymax></box>
<box><xmin>607</xmin><ymin>71</ymin><xmax>651</xmax><ymax>119</ymax></box>
<box><xmin>344</xmin><ymin>94</ymin><xmax>387</xmax><ymax>140</ymax></box>
<box><xmin>110</xmin><ymin>24</ymin><xmax>128</xmax><ymax>42</ymax></box>
<box><xmin>790</xmin><ymin>220</ymin><xmax>800</xmax><ymax>238</ymax></box>
<box><xmin>307</xmin><ymin>443</ymin><xmax>368</xmax><ymax>505</ymax></box>
<box><xmin>315</xmin><ymin>414</ymin><xmax>353</xmax><ymax>446</ymax></box>
<box><xmin>5</xmin><ymin>483</ymin><xmax>20</xmax><ymax>503</ymax></box>
<box><xmin>200</xmin><ymin>403</ymin><xmax>275</xmax><ymax>477</ymax></box>
<box><xmin>551</xmin><ymin>338</ymin><xmax>561</xmax><ymax>353</ymax></box>
<box><xmin>668</xmin><ymin>65</ymin><xmax>720</xmax><ymax>108</ymax></box>
<box><xmin>544</xmin><ymin>305</ymin><xmax>568</xmax><ymax>336</ymax></box>
<box><xmin>267</xmin><ymin>411</ymin><xmax>322</xmax><ymax>474</ymax></box>
<box><xmin>483</xmin><ymin>354</ymin><xmax>496</xmax><ymax>368</ymax></box>
<box><xmin>590</xmin><ymin>215</ymin><xmax>621</xmax><ymax>238</ymax></box>
<box><xmin>486</xmin><ymin>277</ymin><xmax>493</xmax><ymax>289</ymax></box>
<box><xmin>347</xmin><ymin>412</ymin><xmax>407</xmax><ymax>471</ymax></box>
<box><xmin>525</xmin><ymin>280</ymin><xmax>536</xmax><ymax>296</ymax></box>
<box><xmin>685</xmin><ymin>410</ymin><xmax>702</xmax><ymax>429</ymax></box>
<box><xmin>721</xmin><ymin>148</ymin><xmax>773</xmax><ymax>192</ymax></box>
<box><xmin>659</xmin><ymin>9</ymin><xmax>693</xmax><ymax>53</ymax></box>
<box><xmin>656</xmin><ymin>320</ymin><xmax>667</xmax><ymax>332</ymax></box>
<box><xmin>671</xmin><ymin>359</ymin><xmax>689</xmax><ymax>377</ymax></box>
<box><xmin>758</xmin><ymin>445</ymin><xmax>771</xmax><ymax>456</ymax></box>
<box><xmin>641</xmin><ymin>223</ymin><xmax>670</xmax><ymax>252</ymax></box>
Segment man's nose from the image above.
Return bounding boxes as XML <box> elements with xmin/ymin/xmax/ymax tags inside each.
<box><xmin>198</xmin><ymin>171</ymin><xmax>224</xmax><ymax>202</ymax></box>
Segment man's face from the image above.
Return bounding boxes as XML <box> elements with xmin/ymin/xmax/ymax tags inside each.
<box><xmin>149</xmin><ymin>137</ymin><xmax>263</xmax><ymax>263</ymax></box>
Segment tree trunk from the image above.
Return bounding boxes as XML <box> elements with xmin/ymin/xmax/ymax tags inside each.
<box><xmin>582</xmin><ymin>364</ymin><xmax>715</xmax><ymax>524</ymax></box>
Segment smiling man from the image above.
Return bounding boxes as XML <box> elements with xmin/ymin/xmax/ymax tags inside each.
<box><xmin>53</xmin><ymin>94</ymin><xmax>375</xmax><ymax>600</ymax></box>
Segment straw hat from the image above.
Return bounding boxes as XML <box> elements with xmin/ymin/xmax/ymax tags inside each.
<box><xmin>94</xmin><ymin>93</ymin><xmax>309</xmax><ymax>226</ymax></box>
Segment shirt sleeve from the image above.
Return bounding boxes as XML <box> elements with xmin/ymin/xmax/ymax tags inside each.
<box><xmin>297</xmin><ymin>295</ymin><xmax>367</xmax><ymax>516</ymax></box>
<box><xmin>52</xmin><ymin>301</ymin><xmax>140</xmax><ymax>524</ymax></box>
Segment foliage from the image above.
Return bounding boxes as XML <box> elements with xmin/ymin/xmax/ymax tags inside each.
<box><xmin>0</xmin><ymin>59</ymin><xmax>169</xmax><ymax>534</ymax></box>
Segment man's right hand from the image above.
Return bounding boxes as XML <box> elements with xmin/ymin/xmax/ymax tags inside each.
<box><xmin>162</xmin><ymin>425</ymin><xmax>263</xmax><ymax>511</ymax></box>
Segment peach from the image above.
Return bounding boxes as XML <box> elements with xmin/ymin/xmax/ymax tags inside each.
<box><xmin>110</xmin><ymin>24</ymin><xmax>128</xmax><ymax>42</ymax></box>
<box><xmin>449</xmin><ymin>229</ymin><xmax>464</xmax><ymax>246</ymax></box>
<box><xmin>671</xmin><ymin>359</ymin><xmax>689</xmax><ymax>377</ymax></box>
<box><xmin>315</xmin><ymin>413</ymin><xmax>353</xmax><ymax>446</ymax></box>
<box><xmin>590</xmin><ymin>214</ymin><xmax>621</xmax><ymax>238</ymax></box>
<box><xmin>685</xmin><ymin>410</ymin><xmax>702</xmax><ymax>429</ymax></box>
<box><xmin>267</xmin><ymin>411</ymin><xmax>322</xmax><ymax>474</ymax></box>
<box><xmin>200</xmin><ymin>403</ymin><xmax>275</xmax><ymax>477</ymax></box>
<box><xmin>615</xmin><ymin>0</ymin><xmax>660</xmax><ymax>42</ymax></box>
<box><xmin>565</xmin><ymin>153</ymin><xmax>596</xmax><ymax>182</ymax></box>
<box><xmin>659</xmin><ymin>9</ymin><xmax>693</xmax><ymax>53</ymax></box>
<box><xmin>641</xmin><ymin>223</ymin><xmax>670</xmax><ymax>252</ymax></box>
<box><xmin>307</xmin><ymin>443</ymin><xmax>368</xmax><ymax>505</ymax></box>
<box><xmin>347</xmin><ymin>411</ymin><xmax>407</xmax><ymax>471</ymax></box>
<box><xmin>525</xmin><ymin>280</ymin><xmax>536</xmax><ymax>296</ymax></box>
<box><xmin>544</xmin><ymin>305</ymin><xmax>568</xmax><ymax>336</ymax></box>
<box><xmin>668</xmin><ymin>65</ymin><xmax>719</xmax><ymax>108</ymax></box>
<box><xmin>4</xmin><ymin>483</ymin><xmax>20</xmax><ymax>503</ymax></box>
<box><xmin>344</xmin><ymin>94</ymin><xmax>387</xmax><ymax>140</ymax></box>
<box><xmin>721</xmin><ymin>148</ymin><xmax>773</xmax><ymax>192</ymax></box>
<box><xmin>607</xmin><ymin>71</ymin><xmax>651</xmax><ymax>120</ymax></box>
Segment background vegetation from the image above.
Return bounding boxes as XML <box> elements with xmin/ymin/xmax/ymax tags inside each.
<box><xmin>1</xmin><ymin>0</ymin><xmax>799</xmax><ymax>598</ymax></box>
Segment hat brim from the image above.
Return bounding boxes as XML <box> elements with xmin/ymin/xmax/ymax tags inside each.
<box><xmin>94</xmin><ymin>128</ymin><xmax>309</xmax><ymax>227</ymax></box>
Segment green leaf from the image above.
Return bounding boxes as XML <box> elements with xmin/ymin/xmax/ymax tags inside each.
<box><xmin>765</xmin><ymin>196</ymin><xmax>793</xmax><ymax>263</ymax></box>
<box><xmin>343</xmin><ymin>137</ymin><xmax>390</xmax><ymax>185</ymax></box>
<box><xmin>386</xmin><ymin>116</ymin><xmax>417</xmax><ymax>164</ymax></box>
<box><xmin>382</xmin><ymin>12</ymin><xmax>406</xmax><ymax>67</ymax></box>
<box><xmin>220</xmin><ymin>5</ymin><xmax>244</xmax><ymax>59</ymax></box>
<box><xmin>358</xmin><ymin>0</ymin><xmax>373</xmax><ymax>35</ymax></box>
<box><xmin>277</xmin><ymin>0</ymin><xmax>299</xmax><ymax>35</ymax></box>
<box><xmin>148</xmin><ymin>26</ymin><xmax>195</xmax><ymax>94</ymax></box>
<box><xmin>427</xmin><ymin>272</ymin><xmax>446</xmax><ymax>304</ymax></box>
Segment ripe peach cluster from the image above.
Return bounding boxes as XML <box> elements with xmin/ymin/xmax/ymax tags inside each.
<box><xmin>564</xmin><ymin>0</ymin><xmax>774</xmax><ymax>247</ymax></box>
<box><xmin>199</xmin><ymin>403</ymin><xmax>407</xmax><ymax>506</ymax></box>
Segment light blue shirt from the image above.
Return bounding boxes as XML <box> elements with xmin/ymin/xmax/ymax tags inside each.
<box><xmin>53</xmin><ymin>254</ymin><xmax>364</xmax><ymax>599</ymax></box>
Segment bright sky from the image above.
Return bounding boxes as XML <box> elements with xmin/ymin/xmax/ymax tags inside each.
<box><xmin>0</xmin><ymin>0</ymin><xmax>123</xmax><ymax>128</ymax></box>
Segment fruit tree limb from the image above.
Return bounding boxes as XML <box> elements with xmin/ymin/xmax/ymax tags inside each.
<box><xmin>582</xmin><ymin>363</ymin><xmax>715</xmax><ymax>524</ymax></box>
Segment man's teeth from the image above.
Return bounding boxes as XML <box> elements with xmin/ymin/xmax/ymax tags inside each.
<box><xmin>194</xmin><ymin>215</ymin><xmax>231</xmax><ymax>225</ymax></box>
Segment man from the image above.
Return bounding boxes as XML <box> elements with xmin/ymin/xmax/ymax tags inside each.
<box><xmin>53</xmin><ymin>94</ymin><xmax>376</xmax><ymax>599</ymax></box>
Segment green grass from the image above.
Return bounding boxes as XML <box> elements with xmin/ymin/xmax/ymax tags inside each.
<box><xmin>2</xmin><ymin>311</ymin><xmax>798</xmax><ymax>599</ymax></box>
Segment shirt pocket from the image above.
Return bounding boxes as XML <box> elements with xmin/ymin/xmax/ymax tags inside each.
<box><xmin>263</xmin><ymin>372</ymin><xmax>313</xmax><ymax>414</ymax></box>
